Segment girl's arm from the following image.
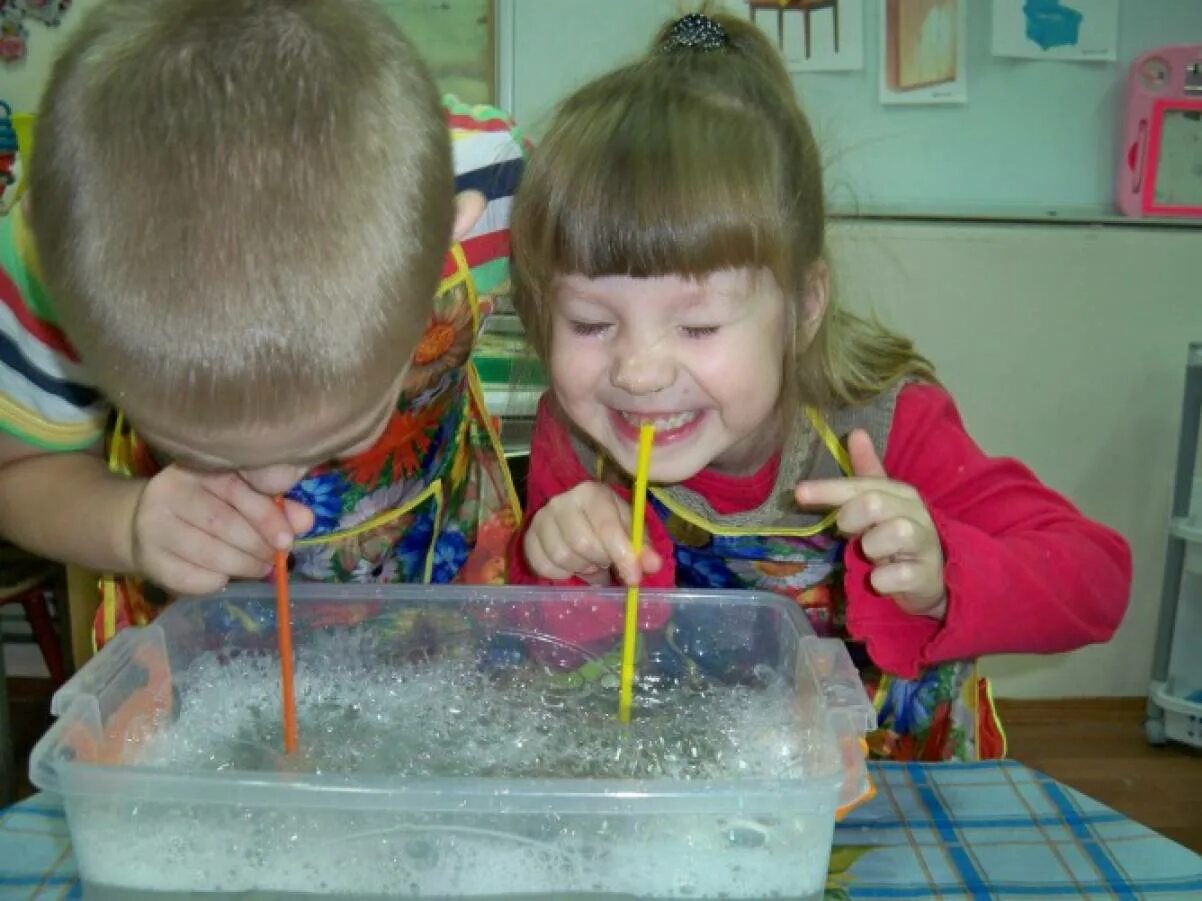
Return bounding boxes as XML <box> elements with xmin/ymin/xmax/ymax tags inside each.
<box><xmin>506</xmin><ymin>393</ymin><xmax>675</xmax><ymax>647</ymax></box>
<box><xmin>843</xmin><ymin>383</ymin><xmax>1132</xmax><ymax>679</ymax></box>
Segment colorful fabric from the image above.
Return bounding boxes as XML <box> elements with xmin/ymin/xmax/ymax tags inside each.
<box><xmin>5</xmin><ymin>762</ymin><xmax>1200</xmax><ymax>898</ymax></box>
<box><xmin>95</xmin><ymin>245</ymin><xmax>521</xmax><ymax>650</ymax></box>
<box><xmin>0</xmin><ymin>209</ymin><xmax>106</xmax><ymax>450</ymax></box>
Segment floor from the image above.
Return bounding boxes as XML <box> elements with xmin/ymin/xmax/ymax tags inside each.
<box><xmin>5</xmin><ymin>682</ymin><xmax>1202</xmax><ymax>854</ymax></box>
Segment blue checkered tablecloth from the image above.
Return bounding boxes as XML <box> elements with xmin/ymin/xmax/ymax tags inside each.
<box><xmin>2</xmin><ymin>761</ymin><xmax>1200</xmax><ymax>899</ymax></box>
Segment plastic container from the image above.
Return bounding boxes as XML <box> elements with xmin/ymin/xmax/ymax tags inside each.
<box><xmin>31</xmin><ymin>584</ymin><xmax>875</xmax><ymax>900</ymax></box>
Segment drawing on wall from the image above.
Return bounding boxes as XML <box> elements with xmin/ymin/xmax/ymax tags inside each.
<box><xmin>0</xmin><ymin>0</ymin><xmax>73</xmax><ymax>66</ymax></box>
<box><xmin>990</xmin><ymin>0</ymin><xmax>1118</xmax><ymax>62</ymax></box>
<box><xmin>879</xmin><ymin>0</ymin><xmax>966</xmax><ymax>104</ymax></box>
<box><xmin>746</xmin><ymin>0</ymin><xmax>864</xmax><ymax>72</ymax></box>
<box><xmin>378</xmin><ymin>0</ymin><xmax>494</xmax><ymax>104</ymax></box>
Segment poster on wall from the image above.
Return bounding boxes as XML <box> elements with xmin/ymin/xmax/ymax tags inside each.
<box><xmin>0</xmin><ymin>0</ymin><xmax>73</xmax><ymax>65</ymax></box>
<box><xmin>378</xmin><ymin>0</ymin><xmax>494</xmax><ymax>104</ymax></box>
<box><xmin>990</xmin><ymin>0</ymin><xmax>1118</xmax><ymax>62</ymax></box>
<box><xmin>744</xmin><ymin>0</ymin><xmax>865</xmax><ymax>72</ymax></box>
<box><xmin>879</xmin><ymin>0</ymin><xmax>967</xmax><ymax>104</ymax></box>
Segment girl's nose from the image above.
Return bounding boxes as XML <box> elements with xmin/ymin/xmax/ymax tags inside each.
<box><xmin>611</xmin><ymin>347</ymin><xmax>675</xmax><ymax>395</ymax></box>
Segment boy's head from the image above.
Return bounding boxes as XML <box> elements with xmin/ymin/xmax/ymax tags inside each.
<box><xmin>29</xmin><ymin>0</ymin><xmax>455</xmax><ymax>469</ymax></box>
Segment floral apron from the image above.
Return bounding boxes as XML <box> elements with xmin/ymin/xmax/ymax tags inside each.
<box><xmin>598</xmin><ymin>405</ymin><xmax>1004</xmax><ymax>762</ymax></box>
<box><xmin>93</xmin><ymin>243</ymin><xmax>520</xmax><ymax>649</ymax></box>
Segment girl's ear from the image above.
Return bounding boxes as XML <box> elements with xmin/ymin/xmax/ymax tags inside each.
<box><xmin>798</xmin><ymin>258</ymin><xmax>830</xmax><ymax>345</ymax></box>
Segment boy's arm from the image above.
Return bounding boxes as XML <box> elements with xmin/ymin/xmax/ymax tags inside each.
<box><xmin>0</xmin><ymin>432</ymin><xmax>142</xmax><ymax>572</ymax></box>
<box><xmin>446</xmin><ymin>99</ymin><xmax>527</xmax><ymax>318</ymax></box>
<box><xmin>0</xmin><ymin>204</ymin><xmax>141</xmax><ymax>570</ymax></box>
<box><xmin>843</xmin><ymin>383</ymin><xmax>1132</xmax><ymax>678</ymax></box>
<box><xmin>0</xmin><ymin>433</ymin><xmax>305</xmax><ymax>594</ymax></box>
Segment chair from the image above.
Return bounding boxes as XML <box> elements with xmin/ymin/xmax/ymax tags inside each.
<box><xmin>747</xmin><ymin>0</ymin><xmax>839</xmax><ymax>59</ymax></box>
<box><xmin>0</xmin><ymin>544</ymin><xmax>66</xmax><ymax>805</ymax></box>
<box><xmin>0</xmin><ymin>547</ymin><xmax>65</xmax><ymax>686</ymax></box>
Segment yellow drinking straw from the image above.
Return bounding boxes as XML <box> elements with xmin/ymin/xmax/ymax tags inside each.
<box><xmin>618</xmin><ymin>422</ymin><xmax>655</xmax><ymax>724</ymax></box>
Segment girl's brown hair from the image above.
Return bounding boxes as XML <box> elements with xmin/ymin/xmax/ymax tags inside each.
<box><xmin>511</xmin><ymin>10</ymin><xmax>933</xmax><ymax>413</ymax></box>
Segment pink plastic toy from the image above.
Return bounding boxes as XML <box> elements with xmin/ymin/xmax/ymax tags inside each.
<box><xmin>1116</xmin><ymin>45</ymin><xmax>1202</xmax><ymax>219</ymax></box>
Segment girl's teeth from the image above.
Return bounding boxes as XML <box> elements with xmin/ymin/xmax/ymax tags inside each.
<box><xmin>621</xmin><ymin>411</ymin><xmax>697</xmax><ymax>430</ymax></box>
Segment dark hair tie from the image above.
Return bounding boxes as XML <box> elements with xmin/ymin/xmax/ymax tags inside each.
<box><xmin>661</xmin><ymin>13</ymin><xmax>729</xmax><ymax>53</ymax></box>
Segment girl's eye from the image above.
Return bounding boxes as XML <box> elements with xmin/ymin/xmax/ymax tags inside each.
<box><xmin>681</xmin><ymin>325</ymin><xmax>720</xmax><ymax>339</ymax></box>
<box><xmin>569</xmin><ymin>320</ymin><xmax>611</xmax><ymax>337</ymax></box>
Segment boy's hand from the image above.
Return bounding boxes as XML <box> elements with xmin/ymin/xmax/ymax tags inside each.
<box><xmin>131</xmin><ymin>465</ymin><xmax>313</xmax><ymax>596</ymax></box>
<box><xmin>795</xmin><ymin>429</ymin><xmax>947</xmax><ymax>619</ymax></box>
<box><xmin>524</xmin><ymin>481</ymin><xmax>662</xmax><ymax>586</ymax></box>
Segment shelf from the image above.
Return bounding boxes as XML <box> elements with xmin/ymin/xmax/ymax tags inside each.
<box><xmin>1151</xmin><ymin>681</ymin><xmax>1202</xmax><ymax>719</ymax></box>
<box><xmin>1171</xmin><ymin>518</ymin><xmax>1202</xmax><ymax>543</ymax></box>
<box><xmin>827</xmin><ymin>203</ymin><xmax>1202</xmax><ymax>230</ymax></box>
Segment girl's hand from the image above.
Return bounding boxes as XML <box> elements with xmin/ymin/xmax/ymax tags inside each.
<box><xmin>523</xmin><ymin>481</ymin><xmax>662</xmax><ymax>586</ymax></box>
<box><xmin>795</xmin><ymin>429</ymin><xmax>947</xmax><ymax>619</ymax></box>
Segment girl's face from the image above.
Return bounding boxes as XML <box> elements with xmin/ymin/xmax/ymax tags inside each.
<box><xmin>549</xmin><ymin>267</ymin><xmax>791</xmax><ymax>482</ymax></box>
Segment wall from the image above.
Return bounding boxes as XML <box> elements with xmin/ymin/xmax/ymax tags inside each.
<box><xmin>830</xmin><ymin>219</ymin><xmax>1202</xmax><ymax>697</ymax></box>
<box><xmin>500</xmin><ymin>0</ymin><xmax>1202</xmax><ymax>217</ymax></box>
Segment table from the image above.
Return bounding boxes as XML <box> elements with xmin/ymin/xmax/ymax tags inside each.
<box><xmin>1</xmin><ymin>761</ymin><xmax>1200</xmax><ymax>899</ymax></box>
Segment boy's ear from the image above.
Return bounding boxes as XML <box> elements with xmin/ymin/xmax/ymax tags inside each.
<box><xmin>799</xmin><ymin>258</ymin><xmax>830</xmax><ymax>343</ymax></box>
<box><xmin>451</xmin><ymin>190</ymin><xmax>487</xmax><ymax>241</ymax></box>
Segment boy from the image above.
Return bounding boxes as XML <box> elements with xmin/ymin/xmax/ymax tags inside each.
<box><xmin>0</xmin><ymin>0</ymin><xmax>523</xmax><ymax>646</ymax></box>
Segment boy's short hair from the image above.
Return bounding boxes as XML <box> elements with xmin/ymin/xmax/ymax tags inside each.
<box><xmin>30</xmin><ymin>0</ymin><xmax>453</xmax><ymax>434</ymax></box>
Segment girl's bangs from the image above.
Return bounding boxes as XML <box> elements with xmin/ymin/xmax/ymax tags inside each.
<box><xmin>544</xmin><ymin>91</ymin><xmax>787</xmax><ymax>282</ymax></box>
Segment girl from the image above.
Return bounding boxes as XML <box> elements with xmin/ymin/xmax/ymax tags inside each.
<box><xmin>507</xmin><ymin>12</ymin><xmax>1131</xmax><ymax>761</ymax></box>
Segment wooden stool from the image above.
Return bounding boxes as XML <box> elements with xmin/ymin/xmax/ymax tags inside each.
<box><xmin>1</xmin><ymin>556</ymin><xmax>66</xmax><ymax>686</ymax></box>
<box><xmin>1</xmin><ymin>546</ymin><xmax>65</xmax><ymax>805</ymax></box>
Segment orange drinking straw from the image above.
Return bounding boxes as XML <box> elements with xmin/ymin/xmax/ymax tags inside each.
<box><xmin>273</xmin><ymin>497</ymin><xmax>298</xmax><ymax>755</ymax></box>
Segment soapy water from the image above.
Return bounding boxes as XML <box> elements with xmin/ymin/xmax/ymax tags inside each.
<box><xmin>70</xmin><ymin>629</ymin><xmax>839</xmax><ymax>899</ymax></box>
<box><xmin>134</xmin><ymin>629</ymin><xmax>828</xmax><ymax>782</ymax></box>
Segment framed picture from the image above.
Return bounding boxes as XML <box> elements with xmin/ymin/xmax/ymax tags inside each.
<box><xmin>991</xmin><ymin>0</ymin><xmax>1118</xmax><ymax>63</ymax></box>
<box><xmin>745</xmin><ymin>0</ymin><xmax>865</xmax><ymax>73</ymax></box>
<box><xmin>880</xmin><ymin>0</ymin><xmax>967</xmax><ymax>104</ymax></box>
<box><xmin>378</xmin><ymin>0</ymin><xmax>495</xmax><ymax>105</ymax></box>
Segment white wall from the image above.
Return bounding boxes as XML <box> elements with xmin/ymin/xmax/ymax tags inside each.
<box><xmin>500</xmin><ymin>0</ymin><xmax>1202</xmax><ymax>217</ymax></box>
<box><xmin>830</xmin><ymin>219</ymin><xmax>1202</xmax><ymax>697</ymax></box>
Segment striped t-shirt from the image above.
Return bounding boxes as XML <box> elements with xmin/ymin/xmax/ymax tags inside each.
<box><xmin>0</xmin><ymin>96</ymin><xmax>525</xmax><ymax>452</ymax></box>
